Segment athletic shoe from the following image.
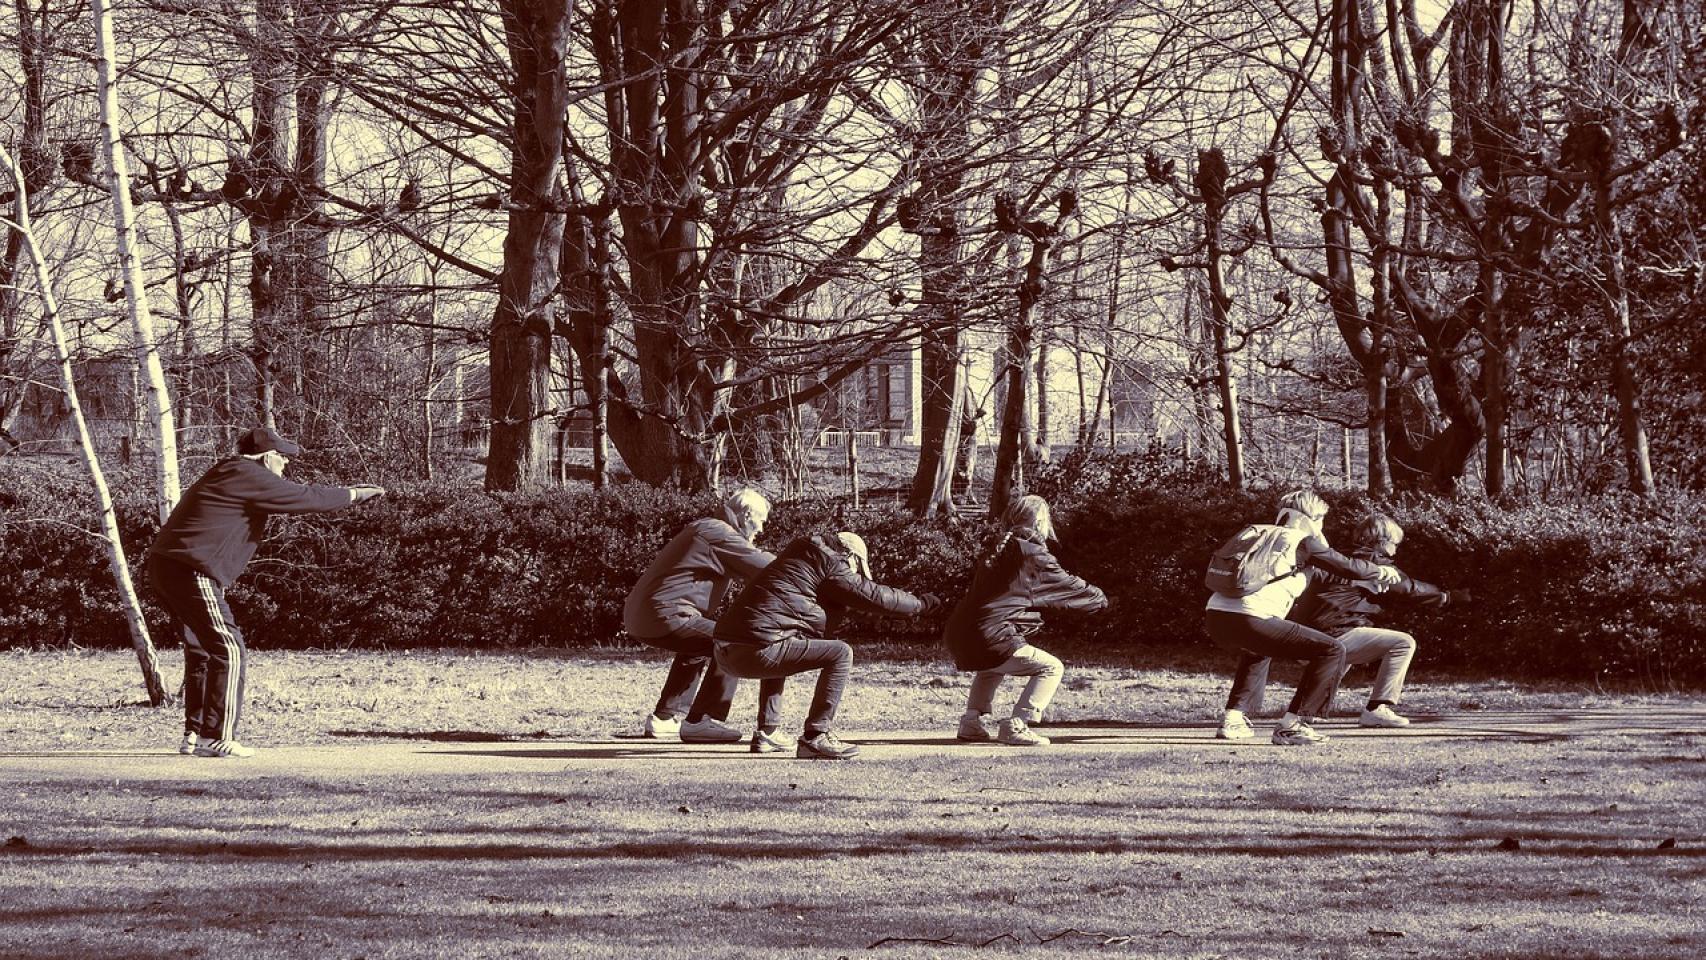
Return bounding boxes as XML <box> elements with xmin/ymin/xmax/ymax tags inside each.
<box><xmin>795</xmin><ymin>732</ymin><xmax>860</xmax><ymax>760</ymax></box>
<box><xmin>680</xmin><ymin>717</ymin><xmax>743</xmax><ymax>743</ymax></box>
<box><xmin>998</xmin><ymin>717</ymin><xmax>1049</xmax><ymax>746</ymax></box>
<box><xmin>1359</xmin><ymin>704</ymin><xmax>1411</xmax><ymax>728</ymax></box>
<box><xmin>177</xmin><ymin>732</ymin><xmax>198</xmax><ymax>755</ymax></box>
<box><xmin>1271</xmin><ymin>723</ymin><xmax>1329</xmax><ymax>746</ymax></box>
<box><xmin>1216</xmin><ymin>714</ymin><xmax>1255</xmax><ymax>740</ymax></box>
<box><xmin>192</xmin><ymin>738</ymin><xmax>256</xmax><ymax>758</ymax></box>
<box><xmin>642</xmin><ymin>714</ymin><xmax>681</xmax><ymax>739</ymax></box>
<box><xmin>749</xmin><ymin>729</ymin><xmax>795</xmax><ymax>754</ymax></box>
<box><xmin>956</xmin><ymin>714</ymin><xmax>995</xmax><ymax>742</ymax></box>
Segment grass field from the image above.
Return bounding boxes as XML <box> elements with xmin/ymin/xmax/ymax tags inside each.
<box><xmin>1</xmin><ymin>649</ymin><xmax>1701</xmax><ymax>959</ymax></box>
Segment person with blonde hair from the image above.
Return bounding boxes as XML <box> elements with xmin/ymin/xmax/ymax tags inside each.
<box><xmin>624</xmin><ymin>487</ymin><xmax>784</xmax><ymax>747</ymax></box>
<box><xmin>943</xmin><ymin>495</ymin><xmax>1107</xmax><ymax>746</ymax></box>
<box><xmin>1206</xmin><ymin>490</ymin><xmax>1402</xmax><ymax>745</ymax></box>
<box><xmin>1279</xmin><ymin>512</ymin><xmax>1469</xmax><ymax>727</ymax></box>
<box><xmin>713</xmin><ymin>531</ymin><xmax>943</xmax><ymax>759</ymax></box>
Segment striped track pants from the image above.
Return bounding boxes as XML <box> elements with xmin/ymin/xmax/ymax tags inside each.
<box><xmin>147</xmin><ymin>558</ymin><xmax>247</xmax><ymax>742</ymax></box>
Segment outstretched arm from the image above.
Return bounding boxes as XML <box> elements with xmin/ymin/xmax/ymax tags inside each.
<box><xmin>1027</xmin><ymin>553</ymin><xmax>1108</xmax><ymax>612</ymax></box>
<box><xmin>1298</xmin><ymin>534</ymin><xmax>1399</xmax><ymax>583</ymax></box>
<box><xmin>820</xmin><ymin>568</ymin><xmax>938</xmax><ymax>618</ymax></box>
<box><xmin>706</xmin><ymin>524</ymin><xmax>776</xmax><ymax>579</ymax></box>
<box><xmin>239</xmin><ymin>469</ymin><xmax>373</xmax><ymax>514</ymax></box>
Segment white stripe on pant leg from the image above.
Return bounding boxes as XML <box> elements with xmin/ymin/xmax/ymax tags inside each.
<box><xmin>195</xmin><ymin>574</ymin><xmax>243</xmax><ymax>743</ymax></box>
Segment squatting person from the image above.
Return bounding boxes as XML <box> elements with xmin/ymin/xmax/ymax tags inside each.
<box><xmin>623</xmin><ymin>487</ymin><xmax>784</xmax><ymax>748</ymax></box>
<box><xmin>944</xmin><ymin>495</ymin><xmax>1108</xmax><ymax>747</ymax></box>
<box><xmin>1205</xmin><ymin>490</ymin><xmax>1400</xmax><ymax>746</ymax></box>
<box><xmin>712</xmin><ymin>532</ymin><xmax>943</xmax><ymax>760</ymax></box>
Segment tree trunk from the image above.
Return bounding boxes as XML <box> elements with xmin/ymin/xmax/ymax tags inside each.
<box><xmin>1591</xmin><ymin>173</ymin><xmax>1655</xmax><ymax>493</ymax></box>
<box><xmin>988</xmin><ymin>324</ymin><xmax>1032</xmax><ymax>521</ymax></box>
<box><xmin>1202</xmin><ymin>182</ymin><xmax>1244</xmax><ymax>489</ymax></box>
<box><xmin>3</xmin><ymin>143</ymin><xmax>170</xmax><ymax>706</ymax></box>
<box><xmin>93</xmin><ymin>0</ymin><xmax>180</xmax><ymax>522</ymax></box>
<box><xmin>486</xmin><ymin>1</ymin><xmax>574</xmax><ymax>491</ymax></box>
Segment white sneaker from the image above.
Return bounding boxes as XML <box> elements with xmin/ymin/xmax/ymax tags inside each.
<box><xmin>998</xmin><ymin>717</ymin><xmax>1049</xmax><ymax>746</ymax></box>
<box><xmin>177</xmin><ymin>732</ymin><xmax>198</xmax><ymax>755</ymax></box>
<box><xmin>749</xmin><ymin>729</ymin><xmax>796</xmax><ymax>754</ymax></box>
<box><xmin>1360</xmin><ymin>704</ymin><xmax>1411</xmax><ymax>728</ymax></box>
<box><xmin>1271</xmin><ymin>723</ymin><xmax>1329</xmax><ymax>746</ymax></box>
<box><xmin>193</xmin><ymin>738</ymin><xmax>256</xmax><ymax>758</ymax></box>
<box><xmin>956</xmin><ymin>714</ymin><xmax>995</xmax><ymax>742</ymax></box>
<box><xmin>680</xmin><ymin>716</ymin><xmax>743</xmax><ymax>743</ymax></box>
<box><xmin>1216</xmin><ymin>714</ymin><xmax>1255</xmax><ymax>740</ymax></box>
<box><xmin>642</xmin><ymin>714</ymin><xmax>681</xmax><ymax>739</ymax></box>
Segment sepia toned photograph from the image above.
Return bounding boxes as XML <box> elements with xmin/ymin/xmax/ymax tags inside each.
<box><xmin>1</xmin><ymin>1</ymin><xmax>1701</xmax><ymax>957</ymax></box>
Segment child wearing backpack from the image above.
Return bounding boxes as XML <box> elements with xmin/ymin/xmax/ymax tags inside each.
<box><xmin>943</xmin><ymin>495</ymin><xmax>1108</xmax><ymax>746</ymax></box>
<box><xmin>1204</xmin><ymin>490</ymin><xmax>1400</xmax><ymax>745</ymax></box>
<box><xmin>1271</xmin><ymin>512</ymin><xmax>1470</xmax><ymax>727</ymax></box>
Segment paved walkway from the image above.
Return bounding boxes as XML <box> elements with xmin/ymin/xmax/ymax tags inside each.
<box><xmin>2</xmin><ymin>708</ymin><xmax>1700</xmax><ymax>780</ymax></box>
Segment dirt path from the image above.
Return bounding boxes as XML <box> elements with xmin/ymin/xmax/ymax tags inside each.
<box><xmin>5</xmin><ymin>707</ymin><xmax>1700</xmax><ymax>780</ymax></box>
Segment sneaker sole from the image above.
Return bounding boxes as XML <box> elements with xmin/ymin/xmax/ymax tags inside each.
<box><xmin>681</xmin><ymin>735</ymin><xmax>744</xmax><ymax>744</ymax></box>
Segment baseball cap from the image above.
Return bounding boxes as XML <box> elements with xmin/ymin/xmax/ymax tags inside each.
<box><xmin>236</xmin><ymin>426</ymin><xmax>303</xmax><ymax>457</ymax></box>
<box><xmin>835</xmin><ymin>531</ymin><xmax>870</xmax><ymax>579</ymax></box>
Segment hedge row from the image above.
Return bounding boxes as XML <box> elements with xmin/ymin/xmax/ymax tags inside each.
<box><xmin>2</xmin><ymin>451</ymin><xmax>1702</xmax><ymax>685</ymax></box>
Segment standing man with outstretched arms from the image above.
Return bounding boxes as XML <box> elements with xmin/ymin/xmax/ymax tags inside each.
<box><xmin>147</xmin><ymin>427</ymin><xmax>386</xmax><ymax>758</ymax></box>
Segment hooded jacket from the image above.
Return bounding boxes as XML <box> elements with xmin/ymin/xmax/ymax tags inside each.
<box><xmin>713</xmin><ymin>535</ymin><xmax>932</xmax><ymax>647</ymax></box>
<box><xmin>943</xmin><ymin>526</ymin><xmax>1107</xmax><ymax>671</ymax></box>
<box><xmin>1291</xmin><ymin>545</ymin><xmax>1453</xmax><ymax>636</ymax></box>
<box><xmin>147</xmin><ymin>456</ymin><xmax>355</xmax><ymax>587</ymax></box>
<box><xmin>623</xmin><ymin>509</ymin><xmax>774</xmax><ymax>640</ymax></box>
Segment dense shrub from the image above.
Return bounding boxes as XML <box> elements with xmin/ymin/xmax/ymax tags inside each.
<box><xmin>1037</xmin><ymin>448</ymin><xmax>1706</xmax><ymax>686</ymax></box>
<box><xmin>3</xmin><ymin>452</ymin><xmax>1703</xmax><ymax>685</ymax></box>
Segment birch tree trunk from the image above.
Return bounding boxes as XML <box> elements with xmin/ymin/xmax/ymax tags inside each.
<box><xmin>2</xmin><ymin>145</ymin><xmax>171</xmax><ymax>706</ymax></box>
<box><xmin>92</xmin><ymin>0</ymin><xmax>180</xmax><ymax>523</ymax></box>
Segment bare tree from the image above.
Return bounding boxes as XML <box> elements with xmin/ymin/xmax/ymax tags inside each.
<box><xmin>93</xmin><ymin>0</ymin><xmax>180</xmax><ymax>520</ymax></box>
<box><xmin>2</xmin><ymin>142</ymin><xmax>170</xmax><ymax>705</ymax></box>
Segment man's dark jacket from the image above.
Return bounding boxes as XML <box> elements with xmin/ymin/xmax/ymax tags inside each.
<box><xmin>713</xmin><ymin>535</ymin><xmax>932</xmax><ymax>647</ymax></box>
<box><xmin>147</xmin><ymin>457</ymin><xmax>353</xmax><ymax>586</ymax></box>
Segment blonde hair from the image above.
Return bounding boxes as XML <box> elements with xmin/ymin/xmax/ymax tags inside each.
<box><xmin>1003</xmin><ymin>494</ymin><xmax>1055</xmax><ymax>541</ymax></box>
<box><xmin>1275</xmin><ymin>490</ymin><xmax>1327</xmax><ymax>521</ymax></box>
<box><xmin>722</xmin><ymin>487</ymin><xmax>770</xmax><ymax>523</ymax></box>
<box><xmin>1355</xmin><ymin>513</ymin><xmax>1404</xmax><ymax>548</ymax></box>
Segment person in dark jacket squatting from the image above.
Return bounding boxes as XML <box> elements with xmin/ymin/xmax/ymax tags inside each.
<box><xmin>147</xmin><ymin>427</ymin><xmax>385</xmax><ymax>758</ymax></box>
<box><xmin>713</xmin><ymin>532</ymin><xmax>944</xmax><ymax>760</ymax></box>
<box><xmin>1207</xmin><ymin>490</ymin><xmax>1401</xmax><ymax>746</ymax></box>
<box><xmin>945</xmin><ymin>495</ymin><xmax>1107</xmax><ymax>747</ymax></box>
<box><xmin>624</xmin><ymin>487</ymin><xmax>785</xmax><ymax>750</ymax></box>
<box><xmin>1271</xmin><ymin>512</ymin><xmax>1470</xmax><ymax>728</ymax></box>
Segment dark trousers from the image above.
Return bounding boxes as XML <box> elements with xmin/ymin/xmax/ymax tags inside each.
<box><xmin>1206</xmin><ymin>610</ymin><xmax>1344</xmax><ymax>719</ymax></box>
<box><xmin>148</xmin><ymin>558</ymin><xmax>247</xmax><ymax>741</ymax></box>
<box><xmin>715</xmin><ymin>638</ymin><xmax>851</xmax><ymax>737</ymax></box>
<box><xmin>645</xmin><ymin>615</ymin><xmax>783</xmax><ymax>727</ymax></box>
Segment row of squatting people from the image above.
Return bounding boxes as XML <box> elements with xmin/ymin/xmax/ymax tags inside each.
<box><xmin>627</xmin><ymin>490</ymin><xmax>1108</xmax><ymax>759</ymax></box>
<box><xmin>1206</xmin><ymin>490</ymin><xmax>1469</xmax><ymax>745</ymax></box>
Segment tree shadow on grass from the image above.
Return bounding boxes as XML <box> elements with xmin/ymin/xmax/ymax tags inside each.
<box><xmin>326</xmin><ymin>730</ymin><xmax>536</xmax><ymax>742</ymax></box>
<box><xmin>2</xmin><ymin>825</ymin><xmax>1695</xmax><ymax>864</ymax></box>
